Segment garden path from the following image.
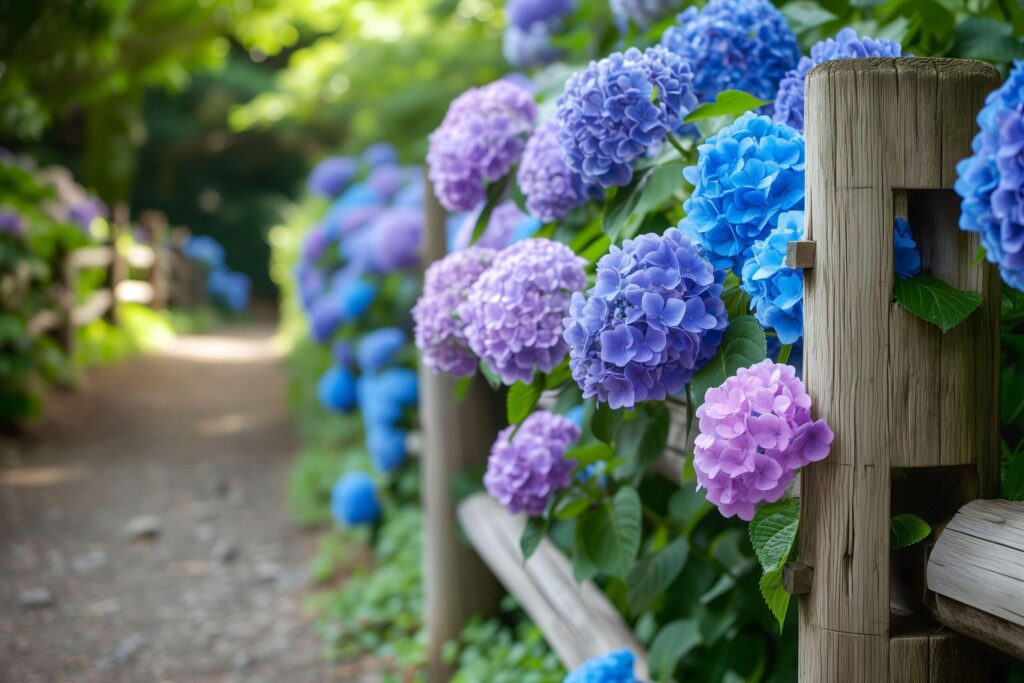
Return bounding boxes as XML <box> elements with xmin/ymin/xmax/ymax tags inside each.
<box><xmin>0</xmin><ymin>323</ymin><xmax>360</xmax><ymax>682</ymax></box>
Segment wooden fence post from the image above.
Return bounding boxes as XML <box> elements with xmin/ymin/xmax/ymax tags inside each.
<box><xmin>54</xmin><ymin>246</ymin><xmax>77</xmax><ymax>361</ymax></box>
<box><xmin>419</xmin><ymin>171</ymin><xmax>501</xmax><ymax>681</ymax></box>
<box><xmin>799</xmin><ymin>58</ymin><xmax>1002</xmax><ymax>681</ymax></box>
<box><xmin>104</xmin><ymin>203</ymin><xmax>128</xmax><ymax>325</ymax></box>
<box><xmin>140</xmin><ymin>210</ymin><xmax>170</xmax><ymax>309</ymax></box>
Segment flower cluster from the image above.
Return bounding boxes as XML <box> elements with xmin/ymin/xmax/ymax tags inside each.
<box><xmin>308</xmin><ymin>156</ymin><xmax>358</xmax><ymax>198</ymax></box>
<box><xmin>454</xmin><ymin>200</ymin><xmax>538</xmax><ymax>251</ymax></box>
<box><xmin>363</xmin><ymin>143</ymin><xmax>398</xmax><ymax>166</ymax></box>
<box><xmin>556</xmin><ymin>46</ymin><xmax>697</xmax><ymax>188</ymax></box>
<box><xmin>358</xmin><ymin>327</ymin><xmax>406</xmax><ymax>374</ymax></box>
<box><xmin>955</xmin><ymin>61</ymin><xmax>1024</xmax><ymax>290</ymax></box>
<box><xmin>681</xmin><ymin>112</ymin><xmax>805</xmax><ymax>271</ymax></box>
<box><xmin>610</xmin><ymin>0</ymin><xmax>682</xmax><ymax>29</ymax></box>
<box><xmin>661</xmin><ymin>0</ymin><xmax>799</xmax><ymax>104</ymax></box>
<box><xmin>207</xmin><ymin>268</ymin><xmax>251</xmax><ymax>312</ymax></box>
<box><xmin>564</xmin><ymin>229</ymin><xmax>728</xmax><ymax>408</ymax></box>
<box><xmin>366</xmin><ymin>165</ymin><xmax>410</xmax><ymax>201</ymax></box>
<box><xmin>0</xmin><ymin>209</ymin><xmax>23</xmax><ymax>239</ymax></box>
<box><xmin>358</xmin><ymin>367</ymin><xmax>419</xmax><ymax>472</ymax></box>
<box><xmin>517</xmin><ymin>120</ymin><xmax>597</xmax><ymax>222</ymax></box>
<box><xmin>68</xmin><ymin>196</ymin><xmax>108</xmax><ymax>232</ymax></box>
<box><xmin>331</xmin><ymin>472</ymin><xmax>381</xmax><ymax>526</ymax></box>
<box><xmin>184</xmin><ymin>235</ymin><xmax>225</xmax><ymax>269</ymax></box>
<box><xmin>484</xmin><ymin>411</ymin><xmax>580</xmax><ymax>516</ymax></box>
<box><xmin>503</xmin><ymin>0</ymin><xmax>572</xmax><ymax>68</ymax></box>
<box><xmin>413</xmin><ymin>247</ymin><xmax>497</xmax><ymax>377</ymax></box>
<box><xmin>460</xmin><ymin>238</ymin><xmax>587</xmax><ymax>384</ymax></box>
<box><xmin>564</xmin><ymin>649</ymin><xmax>639</xmax><ymax>683</ymax></box>
<box><xmin>894</xmin><ymin>217</ymin><xmax>922</xmax><ymax>280</ymax></box>
<box><xmin>427</xmin><ymin>80</ymin><xmax>538</xmax><ymax>212</ymax></box>
<box><xmin>318</xmin><ymin>365</ymin><xmax>358</xmax><ymax>412</ymax></box>
<box><xmin>369</xmin><ymin>206</ymin><xmax>423</xmax><ymax>273</ymax></box>
<box><xmin>695</xmin><ymin>360</ymin><xmax>833</xmax><ymax>521</ymax></box>
<box><xmin>773</xmin><ymin>29</ymin><xmax>905</xmax><ymax>132</ymax></box>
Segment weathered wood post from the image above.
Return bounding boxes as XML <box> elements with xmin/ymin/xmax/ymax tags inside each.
<box><xmin>419</xmin><ymin>172</ymin><xmax>501</xmax><ymax>681</ymax></box>
<box><xmin>798</xmin><ymin>58</ymin><xmax>1002</xmax><ymax>680</ymax></box>
<box><xmin>140</xmin><ymin>210</ymin><xmax>170</xmax><ymax>310</ymax></box>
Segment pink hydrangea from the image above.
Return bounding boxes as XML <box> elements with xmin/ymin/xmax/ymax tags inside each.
<box><xmin>694</xmin><ymin>360</ymin><xmax>833</xmax><ymax>521</ymax></box>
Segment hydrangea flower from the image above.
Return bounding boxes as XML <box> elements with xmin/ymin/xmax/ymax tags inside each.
<box><xmin>503</xmin><ymin>22</ymin><xmax>561</xmax><ymax>69</ymax></box>
<box><xmin>454</xmin><ymin>201</ymin><xmax>537</xmax><ymax>251</ymax></box>
<box><xmin>68</xmin><ymin>196</ymin><xmax>108</xmax><ymax>231</ymax></box>
<box><xmin>323</xmin><ymin>183</ymin><xmax>382</xmax><ymax>236</ymax></box>
<box><xmin>517</xmin><ymin>120</ymin><xmax>598</xmax><ymax>222</ymax></box>
<box><xmin>0</xmin><ymin>209</ymin><xmax>24</xmax><ymax>239</ymax></box>
<box><xmin>610</xmin><ymin>0</ymin><xmax>682</xmax><ymax>29</ymax></box>
<box><xmin>428</xmin><ymin>80</ymin><xmax>538</xmax><ymax>211</ymax></box>
<box><xmin>773</xmin><ymin>28</ymin><xmax>905</xmax><ymax>132</ymax></box>
<box><xmin>564</xmin><ymin>229</ymin><xmax>728</xmax><ymax>409</ymax></box>
<box><xmin>317</xmin><ymin>366</ymin><xmax>358</xmax><ymax>412</ymax></box>
<box><xmin>564</xmin><ymin>649</ymin><xmax>639</xmax><ymax>683</ymax></box>
<box><xmin>308</xmin><ymin>156</ymin><xmax>358</xmax><ymax>198</ymax></box>
<box><xmin>413</xmin><ymin>246</ymin><xmax>497</xmax><ymax>377</ymax></box>
<box><xmin>370</xmin><ymin>206</ymin><xmax>422</xmax><ymax>272</ymax></box>
<box><xmin>331</xmin><ymin>472</ymin><xmax>381</xmax><ymax>526</ymax></box>
<box><xmin>332</xmin><ymin>340</ymin><xmax>355</xmax><ymax>367</ymax></box>
<box><xmin>507</xmin><ymin>0</ymin><xmax>573</xmax><ymax>29</ymax></box>
<box><xmin>484</xmin><ymin>411</ymin><xmax>580</xmax><ymax>516</ymax></box>
<box><xmin>694</xmin><ymin>360</ymin><xmax>833</xmax><ymax>521</ymax></box>
<box><xmin>681</xmin><ymin>112</ymin><xmax>805</xmax><ymax>271</ymax></box>
<box><xmin>358</xmin><ymin>327</ymin><xmax>406</xmax><ymax>374</ymax></box>
<box><xmin>184</xmin><ymin>235</ymin><xmax>226</xmax><ymax>269</ymax></box>
<box><xmin>894</xmin><ymin>217</ymin><xmax>922</xmax><ymax>280</ymax></box>
<box><xmin>358</xmin><ymin>367</ymin><xmax>419</xmax><ymax>428</ymax></box>
<box><xmin>460</xmin><ymin>238</ymin><xmax>587</xmax><ymax>384</ymax></box>
<box><xmin>302</xmin><ymin>225</ymin><xmax>332</xmax><ymax>264</ymax></box>
<box><xmin>338</xmin><ymin>278</ymin><xmax>378</xmax><ymax>321</ymax></box>
<box><xmin>207</xmin><ymin>269</ymin><xmax>251</xmax><ymax>312</ymax></box>
<box><xmin>363</xmin><ymin>143</ymin><xmax>398</xmax><ymax>166</ymax></box>
<box><xmin>366</xmin><ymin>165</ymin><xmax>409</xmax><ymax>201</ymax></box>
<box><xmin>661</xmin><ymin>0</ymin><xmax>799</xmax><ymax>104</ymax></box>
<box><xmin>367</xmin><ymin>425</ymin><xmax>408</xmax><ymax>473</ymax></box>
<box><xmin>557</xmin><ymin>46</ymin><xmax>698</xmax><ymax>188</ymax></box>
<box><xmin>955</xmin><ymin>60</ymin><xmax>1024</xmax><ymax>290</ymax></box>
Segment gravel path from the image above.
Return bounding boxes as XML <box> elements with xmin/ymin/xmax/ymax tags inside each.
<box><xmin>0</xmin><ymin>324</ymin><xmax>346</xmax><ymax>682</ymax></box>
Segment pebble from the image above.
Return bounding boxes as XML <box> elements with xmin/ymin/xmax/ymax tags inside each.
<box><xmin>71</xmin><ymin>548</ymin><xmax>108</xmax><ymax>574</ymax></box>
<box><xmin>94</xmin><ymin>633</ymin><xmax>146</xmax><ymax>671</ymax></box>
<box><xmin>255</xmin><ymin>562</ymin><xmax>281</xmax><ymax>584</ymax></box>
<box><xmin>212</xmin><ymin>540</ymin><xmax>238</xmax><ymax>564</ymax></box>
<box><xmin>123</xmin><ymin>515</ymin><xmax>162</xmax><ymax>541</ymax></box>
<box><xmin>19</xmin><ymin>587</ymin><xmax>53</xmax><ymax>608</ymax></box>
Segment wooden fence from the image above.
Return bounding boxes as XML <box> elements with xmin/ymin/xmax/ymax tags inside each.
<box><xmin>419</xmin><ymin>58</ymin><xmax>1024</xmax><ymax>683</ymax></box>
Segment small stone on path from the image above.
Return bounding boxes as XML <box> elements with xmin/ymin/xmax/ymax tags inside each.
<box><xmin>71</xmin><ymin>548</ymin><xmax>108</xmax><ymax>574</ymax></box>
<box><xmin>94</xmin><ymin>633</ymin><xmax>146</xmax><ymax>671</ymax></box>
<box><xmin>212</xmin><ymin>540</ymin><xmax>238</xmax><ymax>564</ymax></box>
<box><xmin>122</xmin><ymin>515</ymin><xmax>162</xmax><ymax>541</ymax></box>
<box><xmin>19</xmin><ymin>587</ymin><xmax>53</xmax><ymax>608</ymax></box>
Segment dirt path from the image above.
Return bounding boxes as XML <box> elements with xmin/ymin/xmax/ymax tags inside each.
<box><xmin>0</xmin><ymin>324</ymin><xmax>343</xmax><ymax>682</ymax></box>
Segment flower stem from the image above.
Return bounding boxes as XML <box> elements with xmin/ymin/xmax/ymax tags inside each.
<box><xmin>777</xmin><ymin>343</ymin><xmax>793</xmax><ymax>365</ymax></box>
<box><xmin>666</xmin><ymin>132</ymin><xmax>688</xmax><ymax>158</ymax></box>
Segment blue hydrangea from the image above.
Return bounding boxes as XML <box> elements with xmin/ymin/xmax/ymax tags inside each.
<box><xmin>207</xmin><ymin>268</ymin><xmax>251</xmax><ymax>312</ymax></box>
<box><xmin>610</xmin><ymin>0</ymin><xmax>683</xmax><ymax>29</ymax></box>
<box><xmin>308</xmin><ymin>156</ymin><xmax>358</xmax><ymax>198</ymax></box>
<box><xmin>331</xmin><ymin>472</ymin><xmax>380</xmax><ymax>526</ymax></box>
<box><xmin>367</xmin><ymin>425</ymin><xmax>408</xmax><ymax>472</ymax></box>
<box><xmin>507</xmin><ymin>0</ymin><xmax>573</xmax><ymax>29</ymax></box>
<box><xmin>564</xmin><ymin>650</ymin><xmax>639</xmax><ymax>683</ymax></box>
<box><xmin>661</xmin><ymin>0</ymin><xmax>799</xmax><ymax>104</ymax></box>
<box><xmin>317</xmin><ymin>366</ymin><xmax>358</xmax><ymax>412</ymax></box>
<box><xmin>556</xmin><ymin>46</ymin><xmax>698</xmax><ymax>188</ymax></box>
<box><xmin>184</xmin><ymin>235</ymin><xmax>225</xmax><ymax>269</ymax></box>
<box><xmin>740</xmin><ymin>210</ymin><xmax>805</xmax><ymax>344</ymax></box>
<box><xmin>358</xmin><ymin>367</ymin><xmax>419</xmax><ymax>429</ymax></box>
<box><xmin>680</xmin><ymin>112</ymin><xmax>805</xmax><ymax>272</ymax></box>
<box><xmin>563</xmin><ymin>228</ymin><xmax>728</xmax><ymax>409</ymax></box>
<box><xmin>955</xmin><ymin>60</ymin><xmax>1024</xmax><ymax>290</ymax></box>
<box><xmin>332</xmin><ymin>340</ymin><xmax>355</xmax><ymax>367</ymax></box>
<box><xmin>517</xmin><ymin>119</ymin><xmax>599</xmax><ymax>222</ymax></box>
<box><xmin>504</xmin><ymin>22</ymin><xmax>562</xmax><ymax>68</ymax></box>
<box><xmin>357</xmin><ymin>327</ymin><xmax>406</xmax><ymax>374</ymax></box>
<box><xmin>773</xmin><ymin>28</ymin><xmax>905</xmax><ymax>132</ymax></box>
<box><xmin>363</xmin><ymin>143</ymin><xmax>398</xmax><ymax>166</ymax></box>
<box><xmin>338</xmin><ymin>278</ymin><xmax>378</xmax><ymax>321</ymax></box>
<box><xmin>323</xmin><ymin>183</ymin><xmax>382</xmax><ymax>236</ymax></box>
<box><xmin>894</xmin><ymin>217</ymin><xmax>922</xmax><ymax>280</ymax></box>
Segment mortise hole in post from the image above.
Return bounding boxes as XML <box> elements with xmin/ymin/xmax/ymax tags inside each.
<box><xmin>894</xmin><ymin>189</ymin><xmax>964</xmax><ymax>285</ymax></box>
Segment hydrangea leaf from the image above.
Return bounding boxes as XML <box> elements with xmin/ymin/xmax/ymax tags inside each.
<box><xmin>469</xmin><ymin>174</ymin><xmax>512</xmax><ymax>245</ymax></box>
<box><xmin>952</xmin><ymin>16</ymin><xmax>1024</xmax><ymax>62</ymax></box>
<box><xmin>749</xmin><ymin>498</ymin><xmax>800</xmax><ymax>572</ymax></box>
<box><xmin>1002</xmin><ymin>439</ymin><xmax>1024</xmax><ymax>501</ymax></box>
<box><xmin>890</xmin><ymin>513</ymin><xmax>931</xmax><ymax>550</ymax></box>
<box><xmin>507</xmin><ymin>377</ymin><xmax>543</xmax><ymax>426</ymax></box>
<box><xmin>520</xmin><ymin>515</ymin><xmax>548</xmax><ymax>563</ymax></box>
<box><xmin>615</xmin><ymin>404</ymin><xmax>670</xmax><ymax>479</ymax></box>
<box><xmin>592</xmin><ymin>403</ymin><xmax>624</xmax><ymax>444</ymax></box>
<box><xmin>668</xmin><ymin>486</ymin><xmax>713</xmax><ymax>536</ymax></box>
<box><xmin>572</xmin><ymin>545</ymin><xmax>600</xmax><ymax>583</ymax></box>
<box><xmin>683</xmin><ymin>90</ymin><xmax>770</xmax><ymax>124</ymax></box>
<box><xmin>649</xmin><ymin>618</ymin><xmax>702</xmax><ymax>680</ymax></box>
<box><xmin>893</xmin><ymin>275</ymin><xmax>982</xmax><ymax>333</ymax></box>
<box><xmin>690</xmin><ymin>315</ymin><xmax>767</xmax><ymax>407</ymax></box>
<box><xmin>779</xmin><ymin>1</ymin><xmax>838</xmax><ymax>34</ymax></box>
<box><xmin>759</xmin><ymin>568</ymin><xmax>790</xmax><ymax>632</ymax></box>
<box><xmin>565</xmin><ymin>442</ymin><xmax>614</xmax><ymax>468</ymax></box>
<box><xmin>553</xmin><ymin>495</ymin><xmax>591</xmax><ymax>521</ymax></box>
<box><xmin>601</xmin><ymin>161</ymin><xmax>685</xmax><ymax>241</ymax></box>
<box><xmin>577</xmin><ymin>486</ymin><xmax>641</xmax><ymax>578</ymax></box>
<box><xmin>626</xmin><ymin>536</ymin><xmax>689</xmax><ymax>615</ymax></box>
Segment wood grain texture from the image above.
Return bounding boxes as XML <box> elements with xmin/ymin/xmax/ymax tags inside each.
<box><xmin>419</xmin><ymin>172</ymin><xmax>502</xmax><ymax>681</ymax></box>
<box><xmin>800</xmin><ymin>58</ymin><xmax>1000</xmax><ymax>682</ymax></box>
<box><xmin>785</xmin><ymin>240</ymin><xmax>817</xmax><ymax>269</ymax></box>
<box><xmin>458</xmin><ymin>493</ymin><xmax>650</xmax><ymax>680</ymax></box>
<box><xmin>932</xmin><ymin>594</ymin><xmax>1024</xmax><ymax>661</ymax></box>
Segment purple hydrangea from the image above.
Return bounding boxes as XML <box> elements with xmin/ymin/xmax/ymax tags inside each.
<box><xmin>366</xmin><ymin>165</ymin><xmax>410</xmax><ymax>201</ymax></box>
<box><xmin>460</xmin><ymin>238</ymin><xmax>587</xmax><ymax>384</ymax></box>
<box><xmin>302</xmin><ymin>224</ymin><xmax>331</xmax><ymax>263</ymax></box>
<box><xmin>610</xmin><ymin>0</ymin><xmax>683</xmax><ymax>29</ymax></box>
<box><xmin>694</xmin><ymin>360</ymin><xmax>833</xmax><ymax>521</ymax></box>
<box><xmin>661</xmin><ymin>0</ymin><xmax>800</xmax><ymax>104</ymax></box>
<box><xmin>0</xmin><ymin>209</ymin><xmax>24</xmax><ymax>239</ymax></box>
<box><xmin>484</xmin><ymin>411</ymin><xmax>580</xmax><ymax>516</ymax></box>
<box><xmin>507</xmin><ymin>0</ymin><xmax>573</xmax><ymax>29</ymax></box>
<box><xmin>308</xmin><ymin>156</ymin><xmax>358</xmax><ymax>197</ymax></box>
<box><xmin>565</xmin><ymin>649</ymin><xmax>639</xmax><ymax>683</ymax></box>
<box><xmin>564</xmin><ymin>229</ymin><xmax>728</xmax><ymax>409</ymax></box>
<box><xmin>68</xmin><ymin>196</ymin><xmax>108</xmax><ymax>231</ymax></box>
<box><xmin>955</xmin><ymin>60</ymin><xmax>1024</xmax><ymax>290</ymax></box>
<box><xmin>680</xmin><ymin>112</ymin><xmax>805</xmax><ymax>272</ymax></box>
<box><xmin>413</xmin><ymin>247</ymin><xmax>497</xmax><ymax>377</ymax></box>
<box><xmin>740</xmin><ymin>210</ymin><xmax>805</xmax><ymax>345</ymax></box>
<box><xmin>454</xmin><ymin>200</ymin><xmax>536</xmax><ymax>251</ymax></box>
<box><xmin>363</xmin><ymin>143</ymin><xmax>398</xmax><ymax>166</ymax></box>
<box><xmin>370</xmin><ymin>206</ymin><xmax>422</xmax><ymax>273</ymax></box>
<box><xmin>504</xmin><ymin>21</ymin><xmax>564</xmax><ymax>68</ymax></box>
<box><xmin>773</xmin><ymin>29</ymin><xmax>905</xmax><ymax>132</ymax></box>
<box><xmin>517</xmin><ymin>120</ymin><xmax>598</xmax><ymax>222</ymax></box>
<box><xmin>428</xmin><ymin>80</ymin><xmax>538</xmax><ymax>212</ymax></box>
<box><xmin>557</xmin><ymin>46</ymin><xmax>698</xmax><ymax>188</ymax></box>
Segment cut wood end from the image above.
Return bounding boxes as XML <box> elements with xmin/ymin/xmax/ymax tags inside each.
<box><xmin>783</xmin><ymin>562</ymin><xmax>813</xmax><ymax>595</ymax></box>
<box><xmin>785</xmin><ymin>241</ymin><xmax>816</xmax><ymax>269</ymax></box>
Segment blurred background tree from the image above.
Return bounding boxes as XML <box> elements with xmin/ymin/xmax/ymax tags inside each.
<box><xmin>0</xmin><ymin>0</ymin><xmax>505</xmax><ymax>295</ymax></box>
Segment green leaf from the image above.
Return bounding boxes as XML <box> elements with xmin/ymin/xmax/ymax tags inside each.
<box><xmin>1004</xmin><ymin>440</ymin><xmax>1024</xmax><ymax>502</ymax></box>
<box><xmin>565</xmin><ymin>442</ymin><xmax>613</xmax><ymax>468</ymax></box>
<box><xmin>690</xmin><ymin>316</ymin><xmax>767</xmax><ymax>407</ymax></box>
<box><xmin>893</xmin><ymin>276</ymin><xmax>982</xmax><ymax>333</ymax></box>
<box><xmin>520</xmin><ymin>516</ymin><xmax>548</xmax><ymax>562</ymax></box>
<box><xmin>759</xmin><ymin>568</ymin><xmax>791</xmax><ymax>632</ymax></box>
<box><xmin>469</xmin><ymin>175</ymin><xmax>510</xmax><ymax>245</ymax></box>
<box><xmin>507</xmin><ymin>377</ymin><xmax>543</xmax><ymax>425</ymax></box>
<box><xmin>479</xmin><ymin>360</ymin><xmax>502</xmax><ymax>391</ymax></box>
<box><xmin>615</xmin><ymin>404</ymin><xmax>670</xmax><ymax>479</ymax></box>
<box><xmin>668</xmin><ymin>487</ymin><xmax>712</xmax><ymax>535</ymax></box>
<box><xmin>544</xmin><ymin>359</ymin><xmax>572</xmax><ymax>389</ymax></box>
<box><xmin>553</xmin><ymin>496</ymin><xmax>591</xmax><ymax>520</ymax></box>
<box><xmin>951</xmin><ymin>16</ymin><xmax>1024</xmax><ymax>63</ymax></box>
<box><xmin>578</xmin><ymin>486</ymin><xmax>642</xmax><ymax>577</ymax></box>
<box><xmin>572</xmin><ymin>545</ymin><xmax>599</xmax><ymax>583</ymax></box>
<box><xmin>601</xmin><ymin>161</ymin><xmax>685</xmax><ymax>241</ymax></box>
<box><xmin>592</xmin><ymin>402</ymin><xmax>623</xmax><ymax>444</ymax></box>
<box><xmin>780</xmin><ymin>1</ymin><xmax>838</xmax><ymax>34</ymax></box>
<box><xmin>626</xmin><ymin>537</ymin><xmax>689</xmax><ymax>615</ymax></box>
<box><xmin>749</xmin><ymin>498</ymin><xmax>800</xmax><ymax>572</ymax></box>
<box><xmin>683</xmin><ymin>90</ymin><xmax>770</xmax><ymax>124</ymax></box>
<box><xmin>649</xmin><ymin>618</ymin><xmax>702</xmax><ymax>681</ymax></box>
<box><xmin>890</xmin><ymin>513</ymin><xmax>931</xmax><ymax>550</ymax></box>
